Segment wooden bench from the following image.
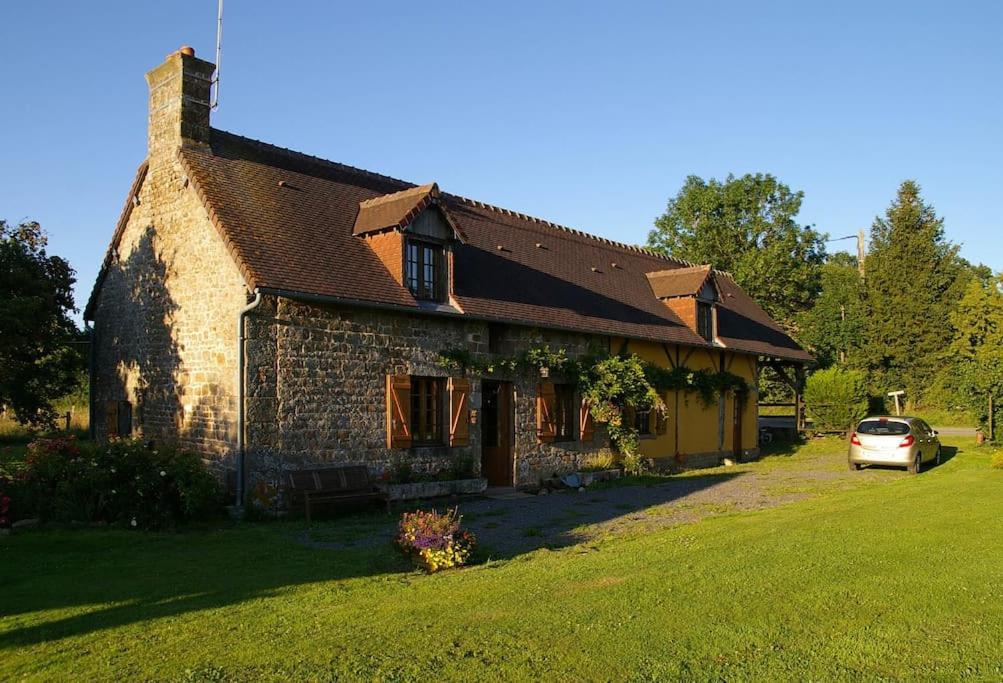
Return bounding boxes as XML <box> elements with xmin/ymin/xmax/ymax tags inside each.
<box><xmin>286</xmin><ymin>466</ymin><xmax>389</xmax><ymax>524</ymax></box>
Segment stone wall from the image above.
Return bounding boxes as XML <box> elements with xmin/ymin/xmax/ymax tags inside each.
<box><xmin>90</xmin><ymin>169</ymin><xmax>247</xmax><ymax>463</ymax></box>
<box><xmin>244</xmin><ymin>297</ymin><xmax>613</xmax><ymax>488</ymax></box>
<box><xmin>90</xmin><ymin>48</ymin><xmax>247</xmax><ymax>470</ymax></box>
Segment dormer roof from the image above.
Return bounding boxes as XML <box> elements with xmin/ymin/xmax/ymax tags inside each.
<box><xmin>645</xmin><ymin>265</ymin><xmax>716</xmax><ymax>300</ymax></box>
<box><xmin>353</xmin><ymin>182</ymin><xmax>466</xmax><ymax>241</ymax></box>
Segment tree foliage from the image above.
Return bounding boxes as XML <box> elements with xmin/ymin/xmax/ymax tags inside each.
<box><xmin>796</xmin><ymin>253</ymin><xmax>865</xmax><ymax>368</ymax></box>
<box><xmin>949</xmin><ymin>276</ymin><xmax>1003</xmax><ymax>431</ymax></box>
<box><xmin>0</xmin><ymin>220</ymin><xmax>82</xmax><ymax>426</ymax></box>
<box><xmin>647</xmin><ymin>173</ymin><xmax>826</xmax><ymax>328</ymax></box>
<box><xmin>861</xmin><ymin>182</ymin><xmax>972</xmax><ymax>400</ymax></box>
<box><xmin>804</xmin><ymin>367</ymin><xmax>869</xmax><ymax>432</ymax></box>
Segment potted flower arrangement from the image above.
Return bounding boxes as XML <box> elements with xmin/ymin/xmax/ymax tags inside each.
<box><xmin>395</xmin><ymin>507</ymin><xmax>476</xmax><ymax>573</ymax></box>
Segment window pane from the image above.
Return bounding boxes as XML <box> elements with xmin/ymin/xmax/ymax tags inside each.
<box><xmin>409</xmin><ymin>377</ymin><xmax>443</xmax><ymax>444</ymax></box>
<box><xmin>405</xmin><ymin>240</ymin><xmax>444</xmax><ymax>302</ymax></box>
<box><xmin>554</xmin><ymin>384</ymin><xmax>575</xmax><ymax>440</ymax></box>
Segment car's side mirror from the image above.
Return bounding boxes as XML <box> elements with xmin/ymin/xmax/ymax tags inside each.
<box><xmin>932</xmin><ymin>430</ymin><xmax>939</xmax><ymax>436</ymax></box>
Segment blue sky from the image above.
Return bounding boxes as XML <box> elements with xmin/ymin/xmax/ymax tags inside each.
<box><xmin>2</xmin><ymin>1</ymin><xmax>1000</xmax><ymax>319</ymax></box>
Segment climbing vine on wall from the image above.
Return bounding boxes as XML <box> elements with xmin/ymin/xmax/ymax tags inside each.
<box><xmin>438</xmin><ymin>344</ymin><xmax>750</xmax><ymax>468</ymax></box>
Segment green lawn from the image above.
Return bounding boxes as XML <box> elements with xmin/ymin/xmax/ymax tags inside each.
<box><xmin>3</xmin><ymin>439</ymin><xmax>1003</xmax><ymax>681</ymax></box>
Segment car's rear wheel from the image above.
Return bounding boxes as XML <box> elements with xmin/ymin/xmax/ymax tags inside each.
<box><xmin>908</xmin><ymin>452</ymin><xmax>921</xmax><ymax>475</ymax></box>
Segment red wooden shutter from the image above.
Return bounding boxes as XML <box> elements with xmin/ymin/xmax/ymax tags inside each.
<box><xmin>579</xmin><ymin>397</ymin><xmax>595</xmax><ymax>443</ymax></box>
<box><xmin>537</xmin><ymin>382</ymin><xmax>556</xmax><ymax>443</ymax></box>
<box><xmin>447</xmin><ymin>377</ymin><xmax>470</xmax><ymax>447</ymax></box>
<box><xmin>105</xmin><ymin>400</ymin><xmax>120</xmax><ymax>438</ymax></box>
<box><xmin>386</xmin><ymin>375</ymin><xmax>412</xmax><ymax>448</ymax></box>
<box><xmin>655</xmin><ymin>394</ymin><xmax>668</xmax><ymax>435</ymax></box>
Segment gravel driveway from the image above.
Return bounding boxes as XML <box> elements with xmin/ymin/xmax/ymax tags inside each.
<box><xmin>303</xmin><ymin>438</ymin><xmax>927</xmax><ymax>558</ymax></box>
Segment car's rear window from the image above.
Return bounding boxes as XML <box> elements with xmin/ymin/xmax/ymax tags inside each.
<box><xmin>857</xmin><ymin>420</ymin><xmax>910</xmax><ymax>435</ymax></box>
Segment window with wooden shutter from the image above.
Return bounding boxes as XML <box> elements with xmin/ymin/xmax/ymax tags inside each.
<box><xmin>537</xmin><ymin>382</ymin><xmax>556</xmax><ymax>443</ymax></box>
<box><xmin>579</xmin><ymin>398</ymin><xmax>595</xmax><ymax>443</ymax></box>
<box><xmin>410</xmin><ymin>377</ymin><xmax>444</xmax><ymax>445</ymax></box>
<box><xmin>386</xmin><ymin>375</ymin><xmax>412</xmax><ymax>448</ymax></box>
<box><xmin>447</xmin><ymin>377</ymin><xmax>470</xmax><ymax>447</ymax></box>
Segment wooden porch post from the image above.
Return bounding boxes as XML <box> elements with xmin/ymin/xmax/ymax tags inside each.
<box><xmin>795</xmin><ymin>365</ymin><xmax>806</xmax><ymax>433</ymax></box>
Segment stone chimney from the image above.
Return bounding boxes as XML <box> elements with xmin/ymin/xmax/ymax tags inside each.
<box><xmin>145</xmin><ymin>46</ymin><xmax>215</xmax><ymax>166</ymax></box>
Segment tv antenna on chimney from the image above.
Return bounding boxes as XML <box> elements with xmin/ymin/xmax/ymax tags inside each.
<box><xmin>210</xmin><ymin>0</ymin><xmax>223</xmax><ymax>110</ymax></box>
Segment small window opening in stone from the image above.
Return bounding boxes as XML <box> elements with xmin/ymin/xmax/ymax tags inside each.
<box><xmin>488</xmin><ymin>323</ymin><xmax>506</xmax><ymax>354</ymax></box>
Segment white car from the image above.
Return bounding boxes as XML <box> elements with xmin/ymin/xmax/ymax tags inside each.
<box><xmin>848</xmin><ymin>416</ymin><xmax>941</xmax><ymax>474</ymax></box>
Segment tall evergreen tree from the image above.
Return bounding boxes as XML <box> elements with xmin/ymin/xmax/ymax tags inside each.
<box><xmin>862</xmin><ymin>181</ymin><xmax>967</xmax><ymax>400</ymax></box>
<box><xmin>647</xmin><ymin>173</ymin><xmax>826</xmax><ymax>330</ymax></box>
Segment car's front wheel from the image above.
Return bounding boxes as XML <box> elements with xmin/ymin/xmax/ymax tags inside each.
<box><xmin>934</xmin><ymin>445</ymin><xmax>942</xmax><ymax>466</ymax></box>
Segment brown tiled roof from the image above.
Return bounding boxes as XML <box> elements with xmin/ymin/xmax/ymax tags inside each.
<box><xmin>646</xmin><ymin>265</ymin><xmax>714</xmax><ymax>299</ymax></box>
<box><xmin>89</xmin><ymin>128</ymin><xmax>811</xmax><ymax>362</ymax></box>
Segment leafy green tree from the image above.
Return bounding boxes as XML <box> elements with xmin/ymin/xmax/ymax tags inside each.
<box><xmin>861</xmin><ymin>181</ymin><xmax>970</xmax><ymax>401</ymax></box>
<box><xmin>797</xmin><ymin>252</ymin><xmax>865</xmax><ymax>368</ymax></box>
<box><xmin>804</xmin><ymin>367</ymin><xmax>869</xmax><ymax>432</ymax></box>
<box><xmin>647</xmin><ymin>173</ymin><xmax>826</xmax><ymax>329</ymax></box>
<box><xmin>0</xmin><ymin>220</ymin><xmax>82</xmax><ymax>426</ymax></box>
<box><xmin>949</xmin><ymin>275</ymin><xmax>1003</xmax><ymax>432</ymax></box>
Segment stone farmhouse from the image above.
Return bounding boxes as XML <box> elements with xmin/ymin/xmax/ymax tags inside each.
<box><xmin>85</xmin><ymin>47</ymin><xmax>811</xmax><ymax>504</ymax></box>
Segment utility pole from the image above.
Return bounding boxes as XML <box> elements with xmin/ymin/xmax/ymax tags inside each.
<box><xmin>857</xmin><ymin>229</ymin><xmax>866</xmax><ymax>277</ymax></box>
<box><xmin>839</xmin><ymin>304</ymin><xmax>846</xmax><ymax>364</ymax></box>
<box><xmin>825</xmin><ymin>232</ymin><xmax>867</xmax><ymax>276</ymax></box>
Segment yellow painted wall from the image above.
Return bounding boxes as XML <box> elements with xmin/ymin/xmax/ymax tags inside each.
<box><xmin>612</xmin><ymin>338</ymin><xmax>759</xmax><ymax>462</ymax></box>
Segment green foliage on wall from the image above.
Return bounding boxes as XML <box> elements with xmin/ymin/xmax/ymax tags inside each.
<box><xmin>439</xmin><ymin>344</ymin><xmax>749</xmax><ymax>464</ymax></box>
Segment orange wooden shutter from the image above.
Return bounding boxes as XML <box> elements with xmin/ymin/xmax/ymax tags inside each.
<box><xmin>105</xmin><ymin>400</ymin><xmax>119</xmax><ymax>438</ymax></box>
<box><xmin>655</xmin><ymin>394</ymin><xmax>668</xmax><ymax>435</ymax></box>
<box><xmin>386</xmin><ymin>375</ymin><xmax>412</xmax><ymax>448</ymax></box>
<box><xmin>579</xmin><ymin>397</ymin><xmax>595</xmax><ymax>443</ymax></box>
<box><xmin>537</xmin><ymin>382</ymin><xmax>556</xmax><ymax>443</ymax></box>
<box><xmin>447</xmin><ymin>377</ymin><xmax>471</xmax><ymax>447</ymax></box>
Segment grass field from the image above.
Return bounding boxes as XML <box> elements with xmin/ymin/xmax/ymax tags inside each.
<box><xmin>2</xmin><ymin>437</ymin><xmax>1002</xmax><ymax>681</ymax></box>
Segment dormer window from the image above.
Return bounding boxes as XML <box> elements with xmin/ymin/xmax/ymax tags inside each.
<box><xmin>697</xmin><ymin>301</ymin><xmax>714</xmax><ymax>341</ymax></box>
<box><xmin>405</xmin><ymin>239</ymin><xmax>445</xmax><ymax>302</ymax></box>
<box><xmin>353</xmin><ymin>183</ymin><xmax>466</xmax><ymax>305</ymax></box>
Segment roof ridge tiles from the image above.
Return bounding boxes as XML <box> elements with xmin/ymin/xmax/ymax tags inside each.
<box><xmin>211</xmin><ymin>128</ymin><xmax>416</xmax><ymax>189</ymax></box>
<box><xmin>212</xmin><ymin>128</ymin><xmax>700</xmax><ymax>270</ymax></box>
<box><xmin>445</xmin><ymin>192</ymin><xmax>696</xmax><ymax>267</ymax></box>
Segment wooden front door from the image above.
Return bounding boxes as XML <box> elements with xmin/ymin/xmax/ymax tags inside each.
<box><xmin>733</xmin><ymin>394</ymin><xmax>743</xmax><ymax>459</ymax></box>
<box><xmin>481</xmin><ymin>380</ymin><xmax>514</xmax><ymax>486</ymax></box>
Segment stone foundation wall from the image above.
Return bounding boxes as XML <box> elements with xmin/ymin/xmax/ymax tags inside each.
<box><xmin>244</xmin><ymin>297</ymin><xmax>614</xmax><ymax>488</ymax></box>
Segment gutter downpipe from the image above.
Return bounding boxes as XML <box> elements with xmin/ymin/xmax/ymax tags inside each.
<box><xmin>85</xmin><ymin>321</ymin><xmax>95</xmax><ymax>441</ymax></box>
<box><xmin>236</xmin><ymin>289</ymin><xmax>263</xmax><ymax>510</ymax></box>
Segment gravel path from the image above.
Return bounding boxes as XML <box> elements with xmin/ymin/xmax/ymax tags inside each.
<box><xmin>301</xmin><ymin>440</ymin><xmax>915</xmax><ymax>558</ymax></box>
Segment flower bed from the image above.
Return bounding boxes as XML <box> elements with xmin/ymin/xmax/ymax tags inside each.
<box><xmin>6</xmin><ymin>436</ymin><xmax>221</xmax><ymax>529</ymax></box>
<box><xmin>395</xmin><ymin>507</ymin><xmax>476</xmax><ymax>572</ymax></box>
<box><xmin>377</xmin><ymin>477</ymin><xmax>487</xmax><ymax>501</ymax></box>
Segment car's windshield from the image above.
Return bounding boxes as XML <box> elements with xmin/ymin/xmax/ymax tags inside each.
<box><xmin>857</xmin><ymin>420</ymin><xmax>910</xmax><ymax>436</ymax></box>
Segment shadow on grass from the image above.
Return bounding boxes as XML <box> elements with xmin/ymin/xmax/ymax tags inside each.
<box><xmin>0</xmin><ymin>516</ymin><xmax>408</xmax><ymax>652</ymax></box>
<box><xmin>0</xmin><ymin>470</ymin><xmax>744</xmax><ymax>650</ymax></box>
<box><xmin>757</xmin><ymin>437</ymin><xmax>807</xmax><ymax>459</ymax></box>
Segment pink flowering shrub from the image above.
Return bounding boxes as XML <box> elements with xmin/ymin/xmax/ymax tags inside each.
<box><xmin>395</xmin><ymin>507</ymin><xmax>476</xmax><ymax>573</ymax></box>
<box><xmin>17</xmin><ymin>436</ymin><xmax>220</xmax><ymax>529</ymax></box>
